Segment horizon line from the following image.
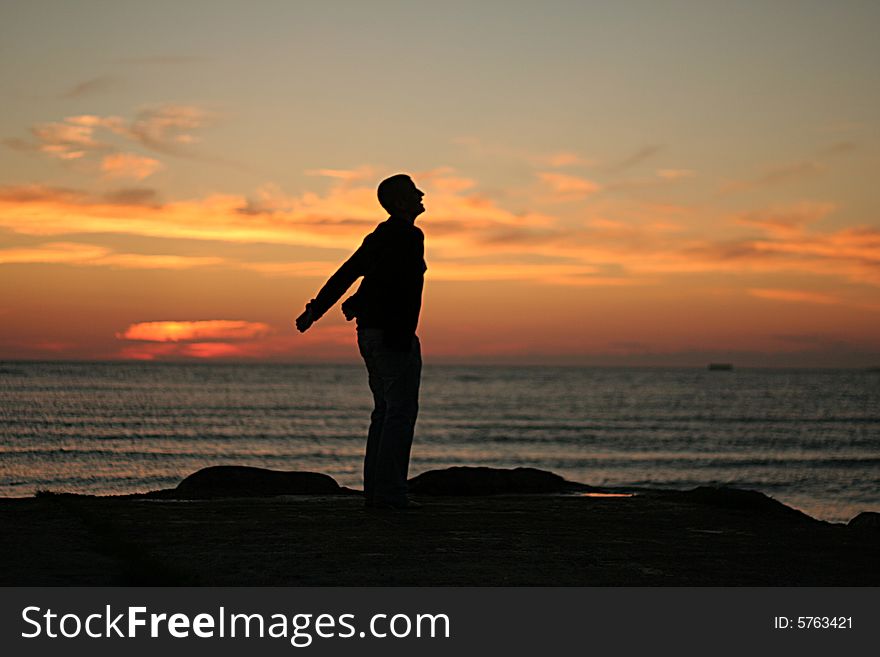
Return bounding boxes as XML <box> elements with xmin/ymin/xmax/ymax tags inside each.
<box><xmin>2</xmin><ymin>357</ymin><xmax>879</xmax><ymax>371</ymax></box>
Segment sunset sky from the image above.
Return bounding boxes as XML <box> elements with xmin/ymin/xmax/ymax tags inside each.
<box><xmin>1</xmin><ymin>1</ymin><xmax>878</xmax><ymax>366</ymax></box>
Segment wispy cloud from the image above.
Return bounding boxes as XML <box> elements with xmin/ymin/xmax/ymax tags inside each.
<box><xmin>101</xmin><ymin>153</ymin><xmax>163</xmax><ymax>180</ymax></box>
<box><xmin>96</xmin><ymin>252</ymin><xmax>225</xmax><ymax>270</ymax></box>
<box><xmin>413</xmin><ymin>167</ymin><xmax>477</xmax><ymax>193</ymax></box>
<box><xmin>679</xmin><ymin>215</ymin><xmax>880</xmax><ymax>286</ymax></box>
<box><xmin>604</xmin><ymin>145</ymin><xmax>663</xmax><ymax>173</ymax></box>
<box><xmin>722</xmin><ymin>160</ymin><xmax>824</xmax><ymax>194</ymax></box>
<box><xmin>722</xmin><ymin>142</ymin><xmax>857</xmax><ymax>194</ymax></box>
<box><xmin>536</xmin><ymin>152</ymin><xmax>587</xmax><ymax>167</ymax></box>
<box><xmin>128</xmin><ymin>105</ymin><xmax>212</xmax><ymax>155</ymax></box>
<box><xmin>0</xmin><ymin>241</ymin><xmax>223</xmax><ymax>270</ymax></box>
<box><xmin>29</xmin><ymin>118</ymin><xmax>111</xmax><ymax>159</ymax></box>
<box><xmin>537</xmin><ymin>172</ymin><xmax>601</xmax><ymax>200</ymax></box>
<box><xmin>305</xmin><ymin>166</ymin><xmax>376</xmax><ymax>182</ymax></box>
<box><xmin>734</xmin><ymin>202</ymin><xmax>837</xmax><ymax>236</ymax></box>
<box><xmin>238</xmin><ymin>261</ymin><xmax>342</xmax><ymax>277</ymax></box>
<box><xmin>5</xmin><ymin>104</ymin><xmax>212</xmax><ymax>170</ymax></box>
<box><xmin>2</xmin><ymin>183</ymin><xmax>164</xmax><ymax>208</ymax></box>
<box><xmin>749</xmin><ymin>288</ymin><xmax>839</xmax><ymax>305</ymax></box>
<box><xmin>0</xmin><ymin>184</ymin><xmax>86</xmax><ymax>204</ymax></box>
<box><xmin>102</xmin><ymin>187</ymin><xmax>163</xmax><ymax>207</ymax></box>
<box><xmin>656</xmin><ymin>168</ymin><xmax>696</xmax><ymax>180</ymax></box>
<box><xmin>60</xmin><ymin>76</ymin><xmax>121</xmax><ymax>99</ymax></box>
<box><xmin>0</xmin><ymin>242</ymin><xmax>108</xmax><ymax>265</ymax></box>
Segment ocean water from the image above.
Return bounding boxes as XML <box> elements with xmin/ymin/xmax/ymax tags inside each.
<box><xmin>1</xmin><ymin>361</ymin><xmax>877</xmax><ymax>523</ymax></box>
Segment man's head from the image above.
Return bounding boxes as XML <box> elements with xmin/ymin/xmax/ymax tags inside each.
<box><xmin>377</xmin><ymin>174</ymin><xmax>425</xmax><ymax>220</ymax></box>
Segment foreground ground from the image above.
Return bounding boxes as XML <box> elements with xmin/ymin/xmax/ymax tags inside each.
<box><xmin>1</xmin><ymin>490</ymin><xmax>876</xmax><ymax>585</ymax></box>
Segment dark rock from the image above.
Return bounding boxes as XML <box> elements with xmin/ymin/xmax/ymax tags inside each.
<box><xmin>173</xmin><ymin>466</ymin><xmax>342</xmax><ymax>499</ymax></box>
<box><xmin>673</xmin><ymin>486</ymin><xmax>815</xmax><ymax>522</ymax></box>
<box><xmin>408</xmin><ymin>466</ymin><xmax>593</xmax><ymax>496</ymax></box>
<box><xmin>847</xmin><ymin>511</ymin><xmax>880</xmax><ymax>531</ymax></box>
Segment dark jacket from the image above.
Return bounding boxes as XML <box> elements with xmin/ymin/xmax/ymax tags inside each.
<box><xmin>307</xmin><ymin>215</ymin><xmax>426</xmax><ymax>350</ymax></box>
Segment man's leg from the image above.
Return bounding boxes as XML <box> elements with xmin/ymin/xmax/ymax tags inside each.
<box><xmin>358</xmin><ymin>330</ymin><xmax>385</xmax><ymax>504</ymax></box>
<box><xmin>373</xmin><ymin>336</ymin><xmax>421</xmax><ymax>506</ymax></box>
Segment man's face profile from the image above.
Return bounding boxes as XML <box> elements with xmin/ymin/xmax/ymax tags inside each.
<box><xmin>394</xmin><ymin>178</ymin><xmax>425</xmax><ymax>219</ymax></box>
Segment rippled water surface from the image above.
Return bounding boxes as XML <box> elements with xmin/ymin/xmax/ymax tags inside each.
<box><xmin>1</xmin><ymin>362</ymin><xmax>877</xmax><ymax>522</ymax></box>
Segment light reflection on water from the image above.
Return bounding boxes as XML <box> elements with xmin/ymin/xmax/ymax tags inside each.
<box><xmin>580</xmin><ymin>493</ymin><xmax>634</xmax><ymax>498</ymax></box>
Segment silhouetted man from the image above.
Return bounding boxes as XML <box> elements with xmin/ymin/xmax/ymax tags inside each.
<box><xmin>295</xmin><ymin>174</ymin><xmax>426</xmax><ymax>510</ymax></box>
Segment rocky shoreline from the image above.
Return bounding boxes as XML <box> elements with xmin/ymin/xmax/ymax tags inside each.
<box><xmin>0</xmin><ymin>466</ymin><xmax>876</xmax><ymax>586</ymax></box>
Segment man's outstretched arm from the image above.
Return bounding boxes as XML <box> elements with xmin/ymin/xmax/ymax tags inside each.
<box><xmin>294</xmin><ymin>232</ymin><xmax>381</xmax><ymax>332</ymax></box>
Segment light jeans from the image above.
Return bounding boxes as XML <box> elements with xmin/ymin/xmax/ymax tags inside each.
<box><xmin>357</xmin><ymin>328</ymin><xmax>421</xmax><ymax>505</ymax></box>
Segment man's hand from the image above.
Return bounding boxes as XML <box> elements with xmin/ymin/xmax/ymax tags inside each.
<box><xmin>295</xmin><ymin>306</ymin><xmax>316</xmax><ymax>333</ymax></box>
<box><xmin>341</xmin><ymin>295</ymin><xmax>358</xmax><ymax>321</ymax></box>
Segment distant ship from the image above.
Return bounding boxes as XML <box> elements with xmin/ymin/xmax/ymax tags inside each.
<box><xmin>708</xmin><ymin>363</ymin><xmax>733</xmax><ymax>371</ymax></box>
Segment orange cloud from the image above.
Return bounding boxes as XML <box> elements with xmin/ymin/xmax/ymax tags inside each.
<box><xmin>735</xmin><ymin>202</ymin><xmax>836</xmax><ymax>235</ymax></box>
<box><xmin>752</xmin><ymin>226</ymin><xmax>880</xmax><ymax>263</ymax></box>
<box><xmin>101</xmin><ymin>153</ymin><xmax>163</xmax><ymax>180</ymax></box>
<box><xmin>656</xmin><ymin>169</ymin><xmax>696</xmax><ymax>180</ymax></box>
<box><xmin>25</xmin><ymin>114</ymin><xmax>124</xmax><ymax>161</ymax></box>
<box><xmin>0</xmin><ymin>240</ymin><xmax>223</xmax><ymax>270</ymax></box>
<box><xmin>30</xmin><ymin>121</ymin><xmax>101</xmax><ymax>159</ymax></box>
<box><xmin>127</xmin><ymin>105</ymin><xmax>211</xmax><ymax>154</ymax></box>
<box><xmin>117</xmin><ymin>320</ymin><xmax>271</xmax><ymax>342</ymax></box>
<box><xmin>537</xmin><ymin>172</ymin><xmax>601</xmax><ymax>200</ymax></box>
<box><xmin>97</xmin><ymin>252</ymin><xmax>224</xmax><ymax>269</ymax></box>
<box><xmin>538</xmin><ymin>152</ymin><xmax>587</xmax><ymax>167</ymax></box>
<box><xmin>1</xmin><ymin>168</ymin><xmax>878</xmax><ymax>298</ymax></box>
<box><xmin>415</xmin><ymin>167</ymin><xmax>477</xmax><ymax>193</ymax></box>
<box><xmin>749</xmin><ymin>288</ymin><xmax>839</xmax><ymax>305</ymax></box>
<box><xmin>8</xmin><ymin>105</ymin><xmax>211</xmax><ymax>172</ymax></box>
<box><xmin>239</xmin><ymin>260</ymin><xmax>341</xmax><ymax>277</ymax></box>
<box><xmin>423</xmin><ymin>261</ymin><xmax>599</xmax><ymax>283</ymax></box>
<box><xmin>305</xmin><ymin>166</ymin><xmax>375</xmax><ymax>182</ymax></box>
<box><xmin>0</xmin><ymin>242</ymin><xmax>109</xmax><ymax>264</ymax></box>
